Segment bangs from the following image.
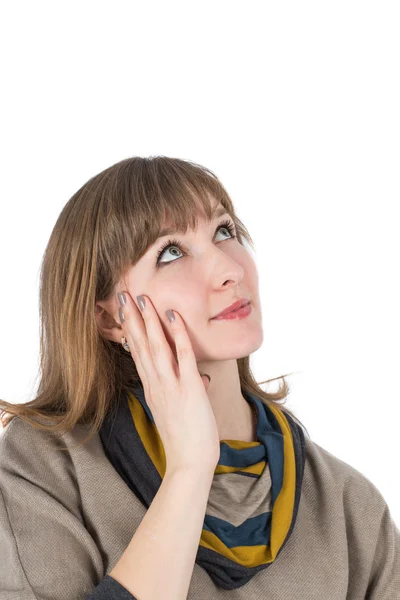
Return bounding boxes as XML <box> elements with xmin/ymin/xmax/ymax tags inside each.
<box><xmin>92</xmin><ymin>157</ymin><xmax>241</xmax><ymax>290</ymax></box>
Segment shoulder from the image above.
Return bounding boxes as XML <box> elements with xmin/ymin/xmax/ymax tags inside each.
<box><xmin>0</xmin><ymin>415</ymin><xmax>65</xmax><ymax>465</ymax></box>
<box><xmin>0</xmin><ymin>413</ymin><xmax>93</xmax><ymax>456</ymax></box>
<box><xmin>0</xmin><ymin>416</ymin><xmax>92</xmax><ymax>516</ymax></box>
<box><xmin>304</xmin><ymin>435</ymin><xmax>362</xmax><ymax>480</ymax></box>
<box><xmin>1</xmin><ymin>414</ymin><xmax>77</xmax><ymax>463</ymax></box>
<box><xmin>304</xmin><ymin>435</ymin><xmax>389</xmax><ymax>516</ymax></box>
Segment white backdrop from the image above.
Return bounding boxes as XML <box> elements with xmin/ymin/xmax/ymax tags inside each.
<box><xmin>0</xmin><ymin>1</ymin><xmax>399</xmax><ymax>526</ymax></box>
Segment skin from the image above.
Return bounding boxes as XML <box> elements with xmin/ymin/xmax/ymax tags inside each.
<box><xmin>95</xmin><ymin>196</ymin><xmax>264</xmax><ymax>442</ymax></box>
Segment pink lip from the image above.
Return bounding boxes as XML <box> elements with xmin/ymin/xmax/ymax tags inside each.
<box><xmin>212</xmin><ymin>301</ymin><xmax>252</xmax><ymax>320</ymax></box>
<box><xmin>212</xmin><ymin>298</ymin><xmax>250</xmax><ymax>319</ymax></box>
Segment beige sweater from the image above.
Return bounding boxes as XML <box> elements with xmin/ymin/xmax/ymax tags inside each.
<box><xmin>0</xmin><ymin>415</ymin><xmax>399</xmax><ymax>600</ymax></box>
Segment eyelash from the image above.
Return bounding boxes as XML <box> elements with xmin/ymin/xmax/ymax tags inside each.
<box><xmin>155</xmin><ymin>219</ymin><xmax>237</xmax><ymax>267</ymax></box>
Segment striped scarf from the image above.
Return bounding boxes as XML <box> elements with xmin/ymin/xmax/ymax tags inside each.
<box><xmin>99</xmin><ymin>384</ymin><xmax>306</xmax><ymax>590</ymax></box>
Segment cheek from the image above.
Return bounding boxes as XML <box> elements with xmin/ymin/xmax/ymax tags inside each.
<box><xmin>166</xmin><ymin>286</ymin><xmax>210</xmax><ymax>323</ymax></box>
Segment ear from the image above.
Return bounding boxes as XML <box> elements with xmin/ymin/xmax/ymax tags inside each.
<box><xmin>95</xmin><ymin>300</ymin><xmax>123</xmax><ymax>343</ymax></box>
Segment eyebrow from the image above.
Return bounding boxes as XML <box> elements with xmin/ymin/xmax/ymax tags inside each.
<box><xmin>156</xmin><ymin>206</ymin><xmax>229</xmax><ymax>240</ymax></box>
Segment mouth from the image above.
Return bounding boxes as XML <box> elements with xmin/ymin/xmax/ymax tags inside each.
<box><xmin>211</xmin><ymin>298</ymin><xmax>251</xmax><ymax>320</ymax></box>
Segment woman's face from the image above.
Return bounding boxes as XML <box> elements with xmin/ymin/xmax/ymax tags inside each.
<box><xmin>122</xmin><ymin>201</ymin><xmax>264</xmax><ymax>362</ymax></box>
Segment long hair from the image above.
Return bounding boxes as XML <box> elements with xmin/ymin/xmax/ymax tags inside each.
<box><xmin>0</xmin><ymin>156</ymin><xmax>310</xmax><ymax>450</ymax></box>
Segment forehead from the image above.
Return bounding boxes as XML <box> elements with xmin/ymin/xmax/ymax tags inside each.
<box><xmin>157</xmin><ymin>203</ymin><xmax>228</xmax><ymax>239</ymax></box>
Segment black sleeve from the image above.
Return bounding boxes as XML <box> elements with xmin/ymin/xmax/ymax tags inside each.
<box><xmin>87</xmin><ymin>575</ymin><xmax>137</xmax><ymax>599</ymax></box>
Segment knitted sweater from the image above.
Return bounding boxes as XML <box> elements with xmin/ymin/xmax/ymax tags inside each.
<box><xmin>0</xmin><ymin>415</ymin><xmax>399</xmax><ymax>599</ymax></box>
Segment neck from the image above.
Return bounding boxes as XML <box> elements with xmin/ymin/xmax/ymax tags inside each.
<box><xmin>217</xmin><ymin>399</ymin><xmax>257</xmax><ymax>442</ymax></box>
<box><xmin>196</xmin><ymin>359</ymin><xmax>257</xmax><ymax>442</ymax></box>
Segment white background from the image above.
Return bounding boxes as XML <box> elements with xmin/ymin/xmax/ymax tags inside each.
<box><xmin>0</xmin><ymin>2</ymin><xmax>399</xmax><ymax>526</ymax></box>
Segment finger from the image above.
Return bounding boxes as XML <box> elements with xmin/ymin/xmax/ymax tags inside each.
<box><xmin>133</xmin><ymin>294</ymin><xmax>179</xmax><ymax>385</ymax></box>
<box><xmin>167</xmin><ymin>310</ymin><xmax>202</xmax><ymax>385</ymax></box>
<box><xmin>117</xmin><ymin>292</ymin><xmax>176</xmax><ymax>388</ymax></box>
<box><xmin>116</xmin><ymin>293</ymin><xmax>157</xmax><ymax>391</ymax></box>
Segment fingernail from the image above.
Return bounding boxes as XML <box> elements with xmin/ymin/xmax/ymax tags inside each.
<box><xmin>117</xmin><ymin>292</ymin><xmax>126</xmax><ymax>307</ymax></box>
<box><xmin>166</xmin><ymin>309</ymin><xmax>175</xmax><ymax>322</ymax></box>
<box><xmin>119</xmin><ymin>307</ymin><xmax>125</xmax><ymax>322</ymax></box>
<box><xmin>137</xmin><ymin>295</ymin><xmax>146</xmax><ymax>311</ymax></box>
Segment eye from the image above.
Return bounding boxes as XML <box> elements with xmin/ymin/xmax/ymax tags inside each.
<box><xmin>155</xmin><ymin>219</ymin><xmax>237</xmax><ymax>267</ymax></box>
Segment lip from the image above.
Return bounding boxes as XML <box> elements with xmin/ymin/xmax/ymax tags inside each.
<box><xmin>211</xmin><ymin>297</ymin><xmax>251</xmax><ymax>319</ymax></box>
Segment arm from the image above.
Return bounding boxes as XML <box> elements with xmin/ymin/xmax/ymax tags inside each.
<box><xmin>104</xmin><ymin>467</ymin><xmax>214</xmax><ymax>600</ymax></box>
<box><xmin>0</xmin><ymin>418</ymin><xmax>114</xmax><ymax>600</ymax></box>
<box><xmin>342</xmin><ymin>469</ymin><xmax>400</xmax><ymax>600</ymax></box>
<box><xmin>365</xmin><ymin>502</ymin><xmax>400</xmax><ymax>599</ymax></box>
<box><xmin>0</xmin><ymin>418</ymin><xmax>215</xmax><ymax>600</ymax></box>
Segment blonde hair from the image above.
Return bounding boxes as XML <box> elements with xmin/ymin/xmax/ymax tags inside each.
<box><xmin>0</xmin><ymin>156</ymin><xmax>309</xmax><ymax>450</ymax></box>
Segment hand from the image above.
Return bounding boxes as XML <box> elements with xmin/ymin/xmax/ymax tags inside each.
<box><xmin>115</xmin><ymin>292</ymin><xmax>220</xmax><ymax>475</ymax></box>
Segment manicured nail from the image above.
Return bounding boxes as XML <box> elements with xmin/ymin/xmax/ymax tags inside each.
<box><xmin>137</xmin><ymin>295</ymin><xmax>146</xmax><ymax>311</ymax></box>
<box><xmin>117</xmin><ymin>292</ymin><xmax>126</xmax><ymax>307</ymax></box>
<box><xmin>166</xmin><ymin>309</ymin><xmax>175</xmax><ymax>322</ymax></box>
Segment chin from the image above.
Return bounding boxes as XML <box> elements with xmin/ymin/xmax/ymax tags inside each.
<box><xmin>210</xmin><ymin>328</ymin><xmax>264</xmax><ymax>361</ymax></box>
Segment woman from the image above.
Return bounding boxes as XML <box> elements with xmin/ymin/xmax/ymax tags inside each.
<box><xmin>0</xmin><ymin>156</ymin><xmax>398</xmax><ymax>599</ymax></box>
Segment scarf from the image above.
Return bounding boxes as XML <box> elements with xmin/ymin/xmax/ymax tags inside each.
<box><xmin>99</xmin><ymin>383</ymin><xmax>307</xmax><ymax>590</ymax></box>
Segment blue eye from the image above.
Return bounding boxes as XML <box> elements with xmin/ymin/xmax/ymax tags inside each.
<box><xmin>155</xmin><ymin>219</ymin><xmax>237</xmax><ymax>267</ymax></box>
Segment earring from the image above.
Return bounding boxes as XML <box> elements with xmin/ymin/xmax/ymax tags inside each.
<box><xmin>121</xmin><ymin>336</ymin><xmax>131</xmax><ymax>353</ymax></box>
